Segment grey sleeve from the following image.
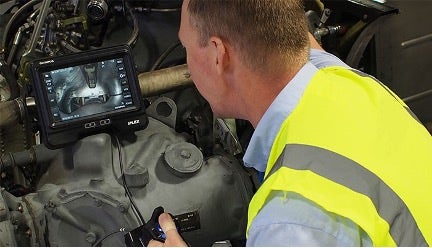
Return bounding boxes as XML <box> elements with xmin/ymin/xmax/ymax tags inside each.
<box><xmin>309</xmin><ymin>49</ymin><xmax>350</xmax><ymax>69</ymax></box>
<box><xmin>246</xmin><ymin>191</ymin><xmax>372</xmax><ymax>247</ymax></box>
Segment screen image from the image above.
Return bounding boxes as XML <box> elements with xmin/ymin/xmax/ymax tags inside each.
<box><xmin>41</xmin><ymin>58</ymin><xmax>134</xmax><ymax>125</ymax></box>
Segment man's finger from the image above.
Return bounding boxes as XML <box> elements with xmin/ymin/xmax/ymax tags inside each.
<box><xmin>158</xmin><ymin>213</ymin><xmax>187</xmax><ymax>246</ymax></box>
<box><xmin>159</xmin><ymin>213</ymin><xmax>179</xmax><ymax>234</ymax></box>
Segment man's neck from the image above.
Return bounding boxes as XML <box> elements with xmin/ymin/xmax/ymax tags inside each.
<box><xmin>238</xmin><ymin>65</ymin><xmax>302</xmax><ymax>128</ymax></box>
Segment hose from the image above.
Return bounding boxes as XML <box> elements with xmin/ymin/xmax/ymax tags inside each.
<box><xmin>0</xmin><ymin>59</ymin><xmax>19</xmax><ymax>99</ymax></box>
<box><xmin>0</xmin><ymin>98</ymin><xmax>22</xmax><ymax>128</ymax></box>
<box><xmin>1</xmin><ymin>0</ymin><xmax>42</xmax><ymax>49</ymax></box>
<box><xmin>0</xmin><ymin>143</ymin><xmax>59</xmax><ymax>177</ymax></box>
<box><xmin>150</xmin><ymin>40</ymin><xmax>182</xmax><ymax>71</ymax></box>
<box><xmin>125</xmin><ymin>2</ymin><xmax>139</xmax><ymax>47</ymax></box>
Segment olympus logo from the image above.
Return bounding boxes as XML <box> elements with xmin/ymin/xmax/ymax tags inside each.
<box><xmin>39</xmin><ymin>59</ymin><xmax>55</xmax><ymax>65</ymax></box>
<box><xmin>127</xmin><ymin>119</ymin><xmax>140</xmax><ymax>126</ymax></box>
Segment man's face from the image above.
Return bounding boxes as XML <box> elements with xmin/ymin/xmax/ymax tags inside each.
<box><xmin>178</xmin><ymin>0</ymin><xmax>229</xmax><ymax>117</ymax></box>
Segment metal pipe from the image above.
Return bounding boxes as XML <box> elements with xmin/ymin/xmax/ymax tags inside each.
<box><xmin>0</xmin><ymin>98</ymin><xmax>23</xmax><ymax>128</ymax></box>
<box><xmin>401</xmin><ymin>33</ymin><xmax>432</xmax><ymax>49</ymax></box>
<box><xmin>1</xmin><ymin>0</ymin><xmax>42</xmax><ymax>48</ymax></box>
<box><xmin>0</xmin><ymin>143</ymin><xmax>58</xmax><ymax>172</ymax></box>
<box><xmin>21</xmin><ymin>0</ymin><xmax>52</xmax><ymax>59</ymax></box>
<box><xmin>402</xmin><ymin>89</ymin><xmax>432</xmax><ymax>103</ymax></box>
<box><xmin>138</xmin><ymin>64</ymin><xmax>193</xmax><ymax>97</ymax></box>
<box><xmin>0</xmin><ymin>59</ymin><xmax>20</xmax><ymax>100</ymax></box>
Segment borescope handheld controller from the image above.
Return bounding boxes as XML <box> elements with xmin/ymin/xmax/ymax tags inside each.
<box><xmin>124</xmin><ymin>206</ymin><xmax>200</xmax><ymax>246</ymax></box>
<box><xmin>124</xmin><ymin>206</ymin><xmax>174</xmax><ymax>247</ymax></box>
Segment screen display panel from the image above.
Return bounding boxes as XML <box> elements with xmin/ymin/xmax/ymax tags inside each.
<box><xmin>41</xmin><ymin>57</ymin><xmax>135</xmax><ymax>127</ymax></box>
<box><xmin>30</xmin><ymin>45</ymin><xmax>147</xmax><ymax>148</ymax></box>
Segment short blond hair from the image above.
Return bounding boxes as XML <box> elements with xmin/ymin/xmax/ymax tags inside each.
<box><xmin>187</xmin><ymin>0</ymin><xmax>310</xmax><ymax>74</ymax></box>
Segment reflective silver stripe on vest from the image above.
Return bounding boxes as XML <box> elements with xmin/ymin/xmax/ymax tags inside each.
<box><xmin>267</xmin><ymin>144</ymin><xmax>427</xmax><ymax>246</ymax></box>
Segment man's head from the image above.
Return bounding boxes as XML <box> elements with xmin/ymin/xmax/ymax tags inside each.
<box><xmin>179</xmin><ymin>0</ymin><xmax>310</xmax><ymax>120</ymax></box>
<box><xmin>184</xmin><ymin>0</ymin><xmax>309</xmax><ymax>74</ymax></box>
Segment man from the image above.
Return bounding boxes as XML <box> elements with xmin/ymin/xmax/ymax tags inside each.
<box><xmin>149</xmin><ymin>0</ymin><xmax>432</xmax><ymax>246</ymax></box>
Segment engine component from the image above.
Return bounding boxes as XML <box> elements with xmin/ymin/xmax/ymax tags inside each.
<box><xmin>139</xmin><ymin>64</ymin><xmax>192</xmax><ymax>97</ymax></box>
<box><xmin>164</xmin><ymin>142</ymin><xmax>203</xmax><ymax>177</ymax></box>
<box><xmin>87</xmin><ymin>0</ymin><xmax>109</xmax><ymax>22</ymax></box>
<box><xmin>1</xmin><ymin>0</ymin><xmax>407</xmax><ymax>247</ymax></box>
<box><xmin>0</xmin><ymin>190</ymin><xmax>18</xmax><ymax>247</ymax></box>
<box><xmin>0</xmin><ymin>115</ymin><xmax>254</xmax><ymax>246</ymax></box>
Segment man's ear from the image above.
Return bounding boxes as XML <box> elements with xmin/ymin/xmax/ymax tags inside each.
<box><xmin>209</xmin><ymin>36</ymin><xmax>229</xmax><ymax>75</ymax></box>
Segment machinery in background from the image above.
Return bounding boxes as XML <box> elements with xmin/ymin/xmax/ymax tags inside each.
<box><xmin>0</xmin><ymin>0</ymin><xmax>255</xmax><ymax>246</ymax></box>
<box><xmin>2</xmin><ymin>0</ymin><xmax>428</xmax><ymax>246</ymax></box>
<box><xmin>0</xmin><ymin>119</ymin><xmax>254</xmax><ymax>246</ymax></box>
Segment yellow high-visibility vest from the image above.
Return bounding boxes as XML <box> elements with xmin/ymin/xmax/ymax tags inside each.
<box><xmin>247</xmin><ymin>66</ymin><xmax>432</xmax><ymax>246</ymax></box>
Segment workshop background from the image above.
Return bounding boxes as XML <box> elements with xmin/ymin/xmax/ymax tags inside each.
<box><xmin>0</xmin><ymin>0</ymin><xmax>431</xmax><ymax>246</ymax></box>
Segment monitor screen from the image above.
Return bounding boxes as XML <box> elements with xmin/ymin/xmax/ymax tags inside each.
<box><xmin>41</xmin><ymin>57</ymin><xmax>135</xmax><ymax>127</ymax></box>
<box><xmin>30</xmin><ymin>45</ymin><xmax>147</xmax><ymax>148</ymax></box>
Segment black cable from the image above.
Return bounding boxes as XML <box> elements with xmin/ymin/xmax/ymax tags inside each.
<box><xmin>112</xmin><ymin>137</ymin><xmax>143</xmax><ymax>225</ymax></box>
<box><xmin>116</xmin><ymin>139</ymin><xmax>143</xmax><ymax>224</ymax></box>
<box><xmin>150</xmin><ymin>40</ymin><xmax>182</xmax><ymax>71</ymax></box>
<box><xmin>125</xmin><ymin>2</ymin><xmax>139</xmax><ymax>47</ymax></box>
<box><xmin>114</xmin><ymin>135</ymin><xmax>143</xmax><ymax>224</ymax></box>
<box><xmin>92</xmin><ymin>227</ymin><xmax>127</xmax><ymax>247</ymax></box>
<box><xmin>113</xmin><ymin>135</ymin><xmax>145</xmax><ymax>225</ymax></box>
<box><xmin>110</xmin><ymin>138</ymin><xmax>141</xmax><ymax>223</ymax></box>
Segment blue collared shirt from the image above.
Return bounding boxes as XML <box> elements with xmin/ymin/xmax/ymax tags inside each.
<box><xmin>242</xmin><ymin>61</ymin><xmax>318</xmax><ymax>174</ymax></box>
<box><xmin>243</xmin><ymin>49</ymin><xmax>372</xmax><ymax>246</ymax></box>
<box><xmin>243</xmin><ymin>49</ymin><xmax>348</xmax><ymax>174</ymax></box>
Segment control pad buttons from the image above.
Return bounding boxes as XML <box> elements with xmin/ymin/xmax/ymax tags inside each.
<box><xmin>100</xmin><ymin>119</ymin><xmax>111</xmax><ymax>126</ymax></box>
<box><xmin>84</xmin><ymin>122</ymin><xmax>96</xmax><ymax>128</ymax></box>
<box><xmin>84</xmin><ymin>119</ymin><xmax>111</xmax><ymax>129</ymax></box>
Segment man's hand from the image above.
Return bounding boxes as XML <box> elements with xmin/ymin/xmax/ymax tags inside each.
<box><xmin>147</xmin><ymin>213</ymin><xmax>187</xmax><ymax>247</ymax></box>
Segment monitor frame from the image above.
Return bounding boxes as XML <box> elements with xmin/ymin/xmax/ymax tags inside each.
<box><xmin>30</xmin><ymin>45</ymin><xmax>147</xmax><ymax>148</ymax></box>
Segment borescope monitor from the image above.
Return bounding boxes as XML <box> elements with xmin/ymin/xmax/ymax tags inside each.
<box><xmin>30</xmin><ymin>45</ymin><xmax>148</xmax><ymax>149</ymax></box>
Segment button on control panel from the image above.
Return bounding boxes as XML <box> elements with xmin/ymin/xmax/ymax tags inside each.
<box><xmin>84</xmin><ymin>118</ymin><xmax>111</xmax><ymax>129</ymax></box>
<box><xmin>100</xmin><ymin>119</ymin><xmax>111</xmax><ymax>126</ymax></box>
